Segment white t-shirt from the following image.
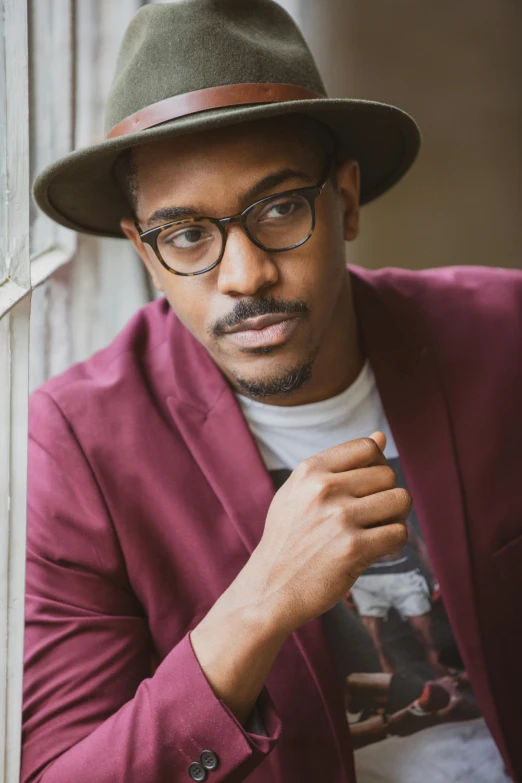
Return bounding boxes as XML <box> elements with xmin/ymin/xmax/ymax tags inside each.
<box><xmin>235</xmin><ymin>360</ymin><xmax>509</xmax><ymax>783</ymax></box>
<box><xmin>235</xmin><ymin>359</ymin><xmax>399</xmax><ymax>470</ymax></box>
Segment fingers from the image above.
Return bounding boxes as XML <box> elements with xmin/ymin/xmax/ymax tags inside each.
<box><xmin>304</xmin><ymin>435</ymin><xmax>388</xmax><ymax>475</ymax></box>
<box><xmin>369</xmin><ymin>430</ymin><xmax>387</xmax><ymax>452</ymax></box>
<box><xmin>348</xmin><ymin>521</ymin><xmax>409</xmax><ymax>572</ymax></box>
<box><xmin>340</xmin><ymin>465</ymin><xmax>398</xmax><ymax>498</ymax></box>
<box><xmin>349</xmin><ymin>487</ymin><xmax>412</xmax><ymax>528</ymax></box>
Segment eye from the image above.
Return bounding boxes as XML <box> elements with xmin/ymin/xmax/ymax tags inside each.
<box><xmin>161</xmin><ymin>225</ymin><xmax>214</xmax><ymax>250</ymax></box>
<box><xmin>258</xmin><ymin>197</ymin><xmax>304</xmax><ymax>222</ymax></box>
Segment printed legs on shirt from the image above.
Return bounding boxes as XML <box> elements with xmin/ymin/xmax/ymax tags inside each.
<box><xmin>350</xmin><ymin>570</ymin><xmax>448</xmax><ymax>675</ymax></box>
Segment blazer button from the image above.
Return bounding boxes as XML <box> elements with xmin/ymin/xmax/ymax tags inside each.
<box><xmin>188</xmin><ymin>761</ymin><xmax>207</xmax><ymax>781</ymax></box>
<box><xmin>200</xmin><ymin>749</ymin><xmax>219</xmax><ymax>770</ymax></box>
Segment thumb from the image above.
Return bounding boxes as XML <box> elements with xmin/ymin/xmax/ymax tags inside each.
<box><xmin>369</xmin><ymin>430</ymin><xmax>387</xmax><ymax>453</ymax></box>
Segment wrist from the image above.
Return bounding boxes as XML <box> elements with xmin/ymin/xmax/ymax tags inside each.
<box><xmin>189</xmin><ymin>565</ymin><xmax>289</xmax><ymax>725</ymax></box>
<box><xmin>212</xmin><ymin>551</ymin><xmax>292</xmax><ymax>642</ymax></box>
<box><xmin>380</xmin><ymin>711</ymin><xmax>393</xmax><ymax>737</ymax></box>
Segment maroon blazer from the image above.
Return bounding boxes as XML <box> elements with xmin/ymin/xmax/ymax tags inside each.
<box><xmin>22</xmin><ymin>264</ymin><xmax>522</xmax><ymax>783</ymax></box>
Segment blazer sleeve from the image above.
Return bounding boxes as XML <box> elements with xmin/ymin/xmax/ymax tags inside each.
<box><xmin>22</xmin><ymin>390</ymin><xmax>282</xmax><ymax>783</ymax></box>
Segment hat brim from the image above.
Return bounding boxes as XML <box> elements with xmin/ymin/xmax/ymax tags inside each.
<box><xmin>32</xmin><ymin>98</ymin><xmax>421</xmax><ymax>238</ymax></box>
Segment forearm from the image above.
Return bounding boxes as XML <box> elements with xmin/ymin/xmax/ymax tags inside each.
<box><xmin>349</xmin><ymin>715</ymin><xmax>390</xmax><ymax>749</ymax></box>
<box><xmin>190</xmin><ymin>555</ymin><xmax>290</xmax><ymax>726</ymax></box>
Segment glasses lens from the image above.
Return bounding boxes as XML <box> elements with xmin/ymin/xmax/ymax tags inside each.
<box><xmin>157</xmin><ymin>219</ymin><xmax>223</xmax><ymax>273</ymax></box>
<box><xmin>246</xmin><ymin>193</ymin><xmax>313</xmax><ymax>250</ymax></box>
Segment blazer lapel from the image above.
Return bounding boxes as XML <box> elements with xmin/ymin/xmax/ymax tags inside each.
<box><xmin>167</xmin><ymin>385</ymin><xmax>276</xmax><ymax>556</ymax></box>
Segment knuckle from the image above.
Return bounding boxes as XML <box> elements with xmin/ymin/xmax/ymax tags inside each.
<box><xmin>296</xmin><ymin>455</ymin><xmax>321</xmax><ymax>476</ymax></box>
<box><xmin>294</xmin><ymin>458</ymin><xmax>315</xmax><ymax>479</ymax></box>
<box><xmin>342</xmin><ymin>533</ymin><xmax>362</xmax><ymax>562</ymax></box>
<box><xmin>311</xmin><ymin>477</ymin><xmax>333</xmax><ymax>503</ymax></box>
<box><xmin>328</xmin><ymin>504</ymin><xmax>348</xmax><ymax>533</ymax></box>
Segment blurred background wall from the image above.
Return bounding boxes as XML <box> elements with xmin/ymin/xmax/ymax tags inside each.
<box><xmin>286</xmin><ymin>0</ymin><xmax>522</xmax><ymax>272</ymax></box>
<box><xmin>28</xmin><ymin>0</ymin><xmax>522</xmax><ymax>389</ymax></box>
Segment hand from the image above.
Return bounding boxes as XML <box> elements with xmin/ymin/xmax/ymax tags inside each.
<box><xmin>247</xmin><ymin>432</ymin><xmax>412</xmax><ymax>634</ymax></box>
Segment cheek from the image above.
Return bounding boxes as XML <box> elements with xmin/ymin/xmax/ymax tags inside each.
<box><xmin>298</xmin><ymin>222</ymin><xmax>347</xmax><ymax>295</ymax></box>
<box><xmin>317</xmin><ymin>217</ymin><xmax>347</xmax><ymax>263</ymax></box>
<box><xmin>314</xmin><ymin>191</ymin><xmax>348</xmax><ymax>255</ymax></box>
<box><xmin>300</xmin><ymin>240</ymin><xmax>348</xmax><ymax>324</ymax></box>
<box><xmin>160</xmin><ymin>278</ymin><xmax>212</xmax><ymax>340</ymax></box>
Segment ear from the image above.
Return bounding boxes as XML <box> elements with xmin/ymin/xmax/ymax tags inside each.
<box><xmin>120</xmin><ymin>217</ymin><xmax>164</xmax><ymax>292</ymax></box>
<box><xmin>334</xmin><ymin>158</ymin><xmax>360</xmax><ymax>241</ymax></box>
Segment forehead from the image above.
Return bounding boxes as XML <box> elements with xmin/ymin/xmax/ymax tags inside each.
<box><xmin>131</xmin><ymin>114</ymin><xmax>326</xmax><ymax>207</ymax></box>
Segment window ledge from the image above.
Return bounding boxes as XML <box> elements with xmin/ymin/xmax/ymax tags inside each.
<box><xmin>30</xmin><ymin>244</ymin><xmax>76</xmax><ymax>288</ymax></box>
<box><xmin>0</xmin><ymin>278</ymin><xmax>29</xmax><ymax>318</ymax></box>
<box><xmin>0</xmin><ymin>244</ymin><xmax>76</xmax><ymax>317</ymax></box>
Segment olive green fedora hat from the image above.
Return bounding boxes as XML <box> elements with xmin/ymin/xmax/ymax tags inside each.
<box><xmin>32</xmin><ymin>0</ymin><xmax>421</xmax><ymax>239</ymax></box>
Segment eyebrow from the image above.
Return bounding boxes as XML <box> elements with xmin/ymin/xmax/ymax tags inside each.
<box><xmin>145</xmin><ymin>167</ymin><xmax>313</xmax><ymax>226</ymax></box>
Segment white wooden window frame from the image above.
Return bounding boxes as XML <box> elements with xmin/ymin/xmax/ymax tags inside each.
<box><xmin>0</xmin><ymin>1</ymin><xmax>149</xmax><ymax>778</ymax></box>
<box><xmin>0</xmin><ymin>1</ymin><xmax>31</xmax><ymax>780</ymax></box>
<box><xmin>0</xmin><ymin>1</ymin><xmax>76</xmax><ymax>781</ymax></box>
<box><xmin>29</xmin><ymin>0</ymin><xmax>77</xmax><ymax>292</ymax></box>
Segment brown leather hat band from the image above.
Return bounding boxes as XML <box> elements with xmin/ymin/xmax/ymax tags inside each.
<box><xmin>106</xmin><ymin>82</ymin><xmax>325</xmax><ymax>139</ymax></box>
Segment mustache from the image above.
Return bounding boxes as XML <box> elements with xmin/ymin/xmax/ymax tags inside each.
<box><xmin>211</xmin><ymin>296</ymin><xmax>310</xmax><ymax>337</ymax></box>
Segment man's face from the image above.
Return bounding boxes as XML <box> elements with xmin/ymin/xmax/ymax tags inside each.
<box><xmin>121</xmin><ymin>115</ymin><xmax>360</xmax><ymax>401</ymax></box>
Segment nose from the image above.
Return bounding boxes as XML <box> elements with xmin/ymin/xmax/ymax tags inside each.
<box><xmin>215</xmin><ymin>221</ymin><xmax>279</xmax><ymax>296</ymax></box>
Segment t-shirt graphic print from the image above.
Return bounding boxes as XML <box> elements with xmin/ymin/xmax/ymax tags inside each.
<box><xmin>269</xmin><ymin>461</ymin><xmax>510</xmax><ymax>783</ymax></box>
<box><xmin>236</xmin><ymin>358</ymin><xmax>509</xmax><ymax>782</ymax></box>
<box><xmin>346</xmin><ymin>457</ymin><xmax>479</xmax><ymax>735</ymax></box>
<box><xmin>339</xmin><ymin>456</ymin><xmax>506</xmax><ymax>782</ymax></box>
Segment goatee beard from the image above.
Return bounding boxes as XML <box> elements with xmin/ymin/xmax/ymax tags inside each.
<box><xmin>233</xmin><ymin>344</ymin><xmax>319</xmax><ymax>400</ymax></box>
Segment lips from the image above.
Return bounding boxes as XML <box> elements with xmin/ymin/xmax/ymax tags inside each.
<box><xmin>224</xmin><ymin>315</ymin><xmax>300</xmax><ymax>349</ymax></box>
<box><xmin>224</xmin><ymin>313</ymin><xmax>295</xmax><ymax>334</ymax></box>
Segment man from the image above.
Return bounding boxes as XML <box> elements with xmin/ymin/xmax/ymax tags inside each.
<box><xmin>24</xmin><ymin>2</ymin><xmax>522</xmax><ymax>782</ymax></box>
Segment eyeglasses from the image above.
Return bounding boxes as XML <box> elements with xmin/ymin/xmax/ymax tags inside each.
<box><xmin>134</xmin><ymin>156</ymin><xmax>333</xmax><ymax>277</ymax></box>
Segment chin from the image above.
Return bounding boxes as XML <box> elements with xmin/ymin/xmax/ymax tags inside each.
<box><xmin>230</xmin><ymin>348</ymin><xmax>319</xmax><ymax>400</ymax></box>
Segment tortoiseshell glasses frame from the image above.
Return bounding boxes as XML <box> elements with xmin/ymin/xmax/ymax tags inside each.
<box><xmin>133</xmin><ymin>155</ymin><xmax>333</xmax><ymax>277</ymax></box>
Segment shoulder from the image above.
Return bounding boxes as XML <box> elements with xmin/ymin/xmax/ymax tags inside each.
<box><xmin>350</xmin><ymin>263</ymin><xmax>522</xmax><ymax>301</ymax></box>
<box><xmin>29</xmin><ymin>296</ymin><xmax>175</xmax><ymax>440</ymax></box>
<box><xmin>349</xmin><ymin>264</ymin><xmax>522</xmax><ymax>331</ymax></box>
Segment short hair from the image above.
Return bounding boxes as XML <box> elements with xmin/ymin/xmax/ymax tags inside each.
<box><xmin>112</xmin><ymin>113</ymin><xmax>339</xmax><ymax>215</ymax></box>
<box><xmin>113</xmin><ymin>146</ymin><xmax>139</xmax><ymax>215</ymax></box>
